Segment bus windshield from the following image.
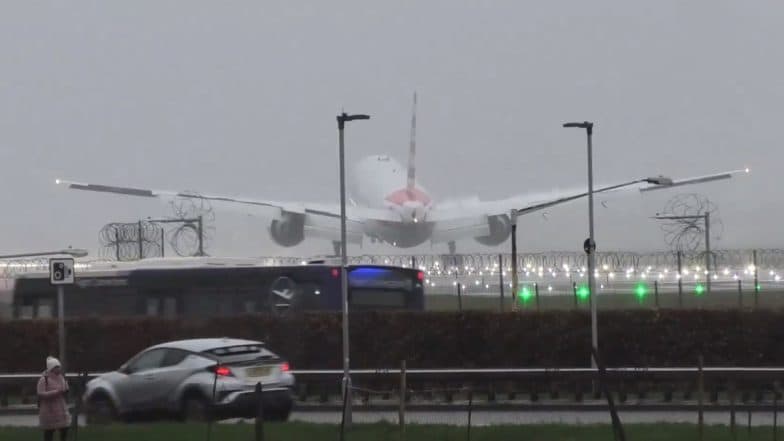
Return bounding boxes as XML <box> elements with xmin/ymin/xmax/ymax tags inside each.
<box><xmin>348</xmin><ymin>266</ymin><xmax>423</xmax><ymax>309</ymax></box>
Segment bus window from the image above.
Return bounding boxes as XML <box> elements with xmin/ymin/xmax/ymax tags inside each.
<box><xmin>351</xmin><ymin>289</ymin><xmax>407</xmax><ymax>307</ymax></box>
<box><xmin>37</xmin><ymin>299</ymin><xmax>54</xmax><ymax>318</ymax></box>
<box><xmin>145</xmin><ymin>296</ymin><xmax>179</xmax><ymax>317</ymax></box>
<box><xmin>242</xmin><ymin>300</ymin><xmax>256</xmax><ymax>314</ymax></box>
<box><xmin>347</xmin><ymin>267</ymin><xmax>423</xmax><ymax>310</ymax></box>
<box><xmin>349</xmin><ymin>267</ymin><xmax>415</xmax><ymax>291</ymax></box>
<box><xmin>146</xmin><ymin>298</ymin><xmax>159</xmax><ymax>316</ymax></box>
<box><xmin>18</xmin><ymin>304</ymin><xmax>33</xmax><ymax>319</ymax></box>
<box><xmin>162</xmin><ymin>297</ymin><xmax>177</xmax><ymax>318</ymax></box>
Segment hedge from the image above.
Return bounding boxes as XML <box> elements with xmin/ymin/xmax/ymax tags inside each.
<box><xmin>1</xmin><ymin>310</ymin><xmax>782</xmax><ymax>373</ymax></box>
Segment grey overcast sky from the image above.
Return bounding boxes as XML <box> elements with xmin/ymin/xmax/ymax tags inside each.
<box><xmin>0</xmin><ymin>1</ymin><xmax>780</xmax><ymax>258</ymax></box>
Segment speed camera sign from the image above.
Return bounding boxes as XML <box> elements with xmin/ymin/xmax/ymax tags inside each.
<box><xmin>49</xmin><ymin>258</ymin><xmax>75</xmax><ymax>285</ymax></box>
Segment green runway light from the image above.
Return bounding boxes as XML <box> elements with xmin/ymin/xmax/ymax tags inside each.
<box><xmin>576</xmin><ymin>284</ymin><xmax>590</xmax><ymax>301</ymax></box>
<box><xmin>634</xmin><ymin>282</ymin><xmax>648</xmax><ymax>301</ymax></box>
<box><xmin>694</xmin><ymin>283</ymin><xmax>705</xmax><ymax>296</ymax></box>
<box><xmin>518</xmin><ymin>286</ymin><xmax>534</xmax><ymax>305</ymax></box>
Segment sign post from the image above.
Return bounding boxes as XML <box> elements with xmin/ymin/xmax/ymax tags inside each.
<box><xmin>50</xmin><ymin>258</ymin><xmax>75</xmax><ymax>367</ymax></box>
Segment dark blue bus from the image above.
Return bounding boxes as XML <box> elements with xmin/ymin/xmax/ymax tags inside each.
<box><xmin>11</xmin><ymin>260</ymin><xmax>425</xmax><ymax>319</ymax></box>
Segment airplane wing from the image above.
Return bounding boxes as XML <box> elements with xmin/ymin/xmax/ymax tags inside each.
<box><xmin>427</xmin><ymin>168</ymin><xmax>748</xmax><ymax>243</ymax></box>
<box><xmin>54</xmin><ymin>179</ymin><xmax>399</xmax><ymax>245</ymax></box>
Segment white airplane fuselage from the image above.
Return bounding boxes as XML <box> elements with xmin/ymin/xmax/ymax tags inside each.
<box><xmin>351</xmin><ymin>155</ymin><xmax>435</xmax><ymax>247</ymax></box>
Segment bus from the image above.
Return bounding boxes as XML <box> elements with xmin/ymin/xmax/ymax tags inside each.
<box><xmin>11</xmin><ymin>258</ymin><xmax>425</xmax><ymax>319</ymax></box>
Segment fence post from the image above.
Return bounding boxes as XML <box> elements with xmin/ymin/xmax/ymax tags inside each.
<box><xmin>738</xmin><ymin>280</ymin><xmax>743</xmax><ymax>309</ymax></box>
<box><xmin>399</xmin><ymin>360</ymin><xmax>406</xmax><ymax>440</ymax></box>
<box><xmin>137</xmin><ymin>220</ymin><xmax>144</xmax><ymax>260</ymax></box>
<box><xmin>590</xmin><ymin>347</ymin><xmax>626</xmax><ymax>441</ymax></box>
<box><xmin>70</xmin><ymin>372</ymin><xmax>86</xmax><ymax>441</ymax></box>
<box><xmin>730</xmin><ymin>381</ymin><xmax>736</xmax><ymax>440</ymax></box>
<box><xmin>340</xmin><ymin>380</ymin><xmax>348</xmax><ymax>441</ymax></box>
<box><xmin>754</xmin><ymin>249</ymin><xmax>759</xmax><ymax>309</ymax></box>
<box><xmin>255</xmin><ymin>382</ymin><xmax>264</xmax><ymax>441</ymax></box>
<box><xmin>698</xmin><ymin>355</ymin><xmax>704</xmax><ymax>441</ymax></box>
<box><xmin>498</xmin><ymin>254</ymin><xmax>504</xmax><ymax>312</ymax></box>
<box><xmin>676</xmin><ymin>251</ymin><xmax>683</xmax><ymax>308</ymax></box>
<box><xmin>457</xmin><ymin>283</ymin><xmax>463</xmax><ymax>312</ymax></box>
<box><xmin>466</xmin><ymin>386</ymin><xmax>473</xmax><ymax>441</ymax></box>
<box><xmin>534</xmin><ymin>282</ymin><xmax>540</xmax><ymax>312</ymax></box>
<box><xmin>207</xmin><ymin>367</ymin><xmax>218</xmax><ymax>441</ymax></box>
<box><xmin>114</xmin><ymin>228</ymin><xmax>121</xmax><ymax>261</ymax></box>
<box><xmin>654</xmin><ymin>280</ymin><xmax>660</xmax><ymax>309</ymax></box>
<box><xmin>775</xmin><ymin>381</ymin><xmax>780</xmax><ymax>441</ymax></box>
<box><xmin>572</xmin><ymin>282</ymin><xmax>578</xmax><ymax>309</ymax></box>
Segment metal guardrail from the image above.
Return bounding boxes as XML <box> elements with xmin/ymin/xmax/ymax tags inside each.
<box><xmin>2</xmin><ymin>367</ymin><xmax>783</xmax><ymax>409</ymax></box>
<box><xmin>2</xmin><ymin>366</ymin><xmax>784</xmax><ymax>380</ymax></box>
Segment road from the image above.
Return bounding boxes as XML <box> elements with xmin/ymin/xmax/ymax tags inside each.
<box><xmin>0</xmin><ymin>409</ymin><xmax>779</xmax><ymax>427</ymax></box>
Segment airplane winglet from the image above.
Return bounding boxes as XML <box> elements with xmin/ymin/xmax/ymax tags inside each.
<box><xmin>639</xmin><ymin>168</ymin><xmax>749</xmax><ymax>192</ymax></box>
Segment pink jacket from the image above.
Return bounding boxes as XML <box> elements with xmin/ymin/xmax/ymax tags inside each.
<box><xmin>37</xmin><ymin>372</ymin><xmax>70</xmax><ymax>430</ymax></box>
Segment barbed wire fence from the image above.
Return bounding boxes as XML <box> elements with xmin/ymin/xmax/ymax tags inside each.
<box><xmin>97</xmin><ymin>191</ymin><xmax>216</xmax><ymax>261</ymax></box>
<box><xmin>167</xmin><ymin>190</ymin><xmax>216</xmax><ymax>256</ymax></box>
<box><xmin>98</xmin><ymin>221</ymin><xmax>165</xmax><ymax>261</ymax></box>
<box><xmin>259</xmin><ymin>249</ymin><xmax>784</xmax><ymax>274</ymax></box>
<box><xmin>658</xmin><ymin>193</ymin><xmax>723</xmax><ymax>253</ymax></box>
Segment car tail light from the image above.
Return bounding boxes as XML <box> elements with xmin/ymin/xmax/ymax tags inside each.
<box><xmin>331</xmin><ymin>268</ymin><xmax>340</xmax><ymax>278</ymax></box>
<box><xmin>210</xmin><ymin>365</ymin><xmax>233</xmax><ymax>377</ymax></box>
<box><xmin>280</xmin><ymin>362</ymin><xmax>290</xmax><ymax>372</ymax></box>
<box><xmin>417</xmin><ymin>271</ymin><xmax>424</xmax><ymax>281</ymax></box>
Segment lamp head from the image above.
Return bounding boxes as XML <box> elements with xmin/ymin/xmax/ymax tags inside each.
<box><xmin>563</xmin><ymin>121</ymin><xmax>594</xmax><ymax>134</ymax></box>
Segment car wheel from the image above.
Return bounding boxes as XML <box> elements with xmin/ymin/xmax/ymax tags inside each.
<box><xmin>181</xmin><ymin>395</ymin><xmax>210</xmax><ymax>422</ymax></box>
<box><xmin>86</xmin><ymin>395</ymin><xmax>117</xmax><ymax>425</ymax></box>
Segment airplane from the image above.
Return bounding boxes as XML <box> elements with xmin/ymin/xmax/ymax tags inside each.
<box><xmin>55</xmin><ymin>94</ymin><xmax>748</xmax><ymax>255</ymax></box>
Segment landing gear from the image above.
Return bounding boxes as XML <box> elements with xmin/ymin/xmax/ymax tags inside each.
<box><xmin>448</xmin><ymin>241</ymin><xmax>456</xmax><ymax>255</ymax></box>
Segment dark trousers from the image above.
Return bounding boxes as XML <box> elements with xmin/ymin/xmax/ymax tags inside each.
<box><xmin>43</xmin><ymin>428</ymin><xmax>68</xmax><ymax>441</ymax></box>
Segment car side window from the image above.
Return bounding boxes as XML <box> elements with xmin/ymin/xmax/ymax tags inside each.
<box><xmin>161</xmin><ymin>349</ymin><xmax>189</xmax><ymax>367</ymax></box>
<box><xmin>125</xmin><ymin>349</ymin><xmax>167</xmax><ymax>374</ymax></box>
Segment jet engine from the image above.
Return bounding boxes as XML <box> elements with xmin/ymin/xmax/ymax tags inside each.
<box><xmin>474</xmin><ymin>214</ymin><xmax>512</xmax><ymax>246</ymax></box>
<box><xmin>269</xmin><ymin>212</ymin><xmax>305</xmax><ymax>247</ymax></box>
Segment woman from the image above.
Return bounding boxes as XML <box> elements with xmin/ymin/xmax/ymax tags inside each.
<box><xmin>37</xmin><ymin>356</ymin><xmax>70</xmax><ymax>441</ymax></box>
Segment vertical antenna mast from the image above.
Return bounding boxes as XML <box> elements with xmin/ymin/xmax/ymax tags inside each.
<box><xmin>406</xmin><ymin>92</ymin><xmax>417</xmax><ymax>193</ymax></box>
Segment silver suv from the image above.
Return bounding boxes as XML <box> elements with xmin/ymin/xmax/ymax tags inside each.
<box><xmin>83</xmin><ymin>338</ymin><xmax>295</xmax><ymax>423</ymax></box>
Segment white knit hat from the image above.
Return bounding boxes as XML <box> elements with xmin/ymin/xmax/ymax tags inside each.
<box><xmin>46</xmin><ymin>356</ymin><xmax>61</xmax><ymax>372</ymax></box>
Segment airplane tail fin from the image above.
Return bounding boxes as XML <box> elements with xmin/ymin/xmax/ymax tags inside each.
<box><xmin>407</xmin><ymin>92</ymin><xmax>417</xmax><ymax>193</ymax></box>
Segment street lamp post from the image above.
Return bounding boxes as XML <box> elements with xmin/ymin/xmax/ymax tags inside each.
<box><xmin>510</xmin><ymin>210</ymin><xmax>518</xmax><ymax>311</ymax></box>
<box><xmin>336</xmin><ymin>111</ymin><xmax>370</xmax><ymax>426</ymax></box>
<box><xmin>563</xmin><ymin>121</ymin><xmax>598</xmax><ymax>367</ymax></box>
